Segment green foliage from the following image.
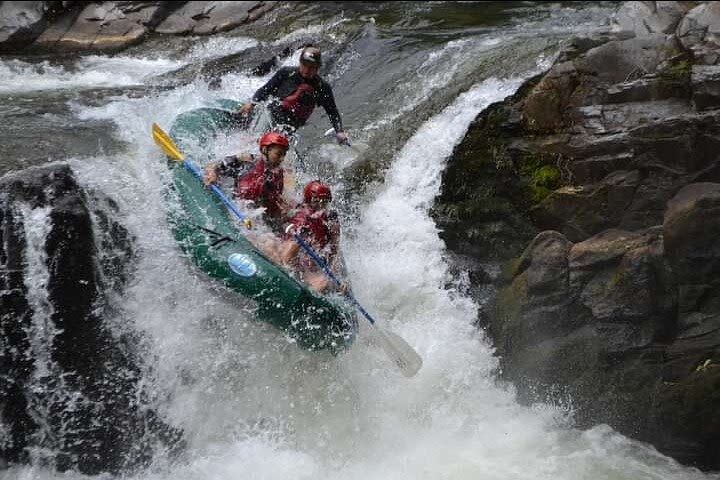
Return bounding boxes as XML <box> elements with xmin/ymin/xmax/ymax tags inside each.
<box><xmin>518</xmin><ymin>153</ymin><xmax>562</xmax><ymax>204</ymax></box>
<box><xmin>664</xmin><ymin>59</ymin><xmax>692</xmax><ymax>81</ymax></box>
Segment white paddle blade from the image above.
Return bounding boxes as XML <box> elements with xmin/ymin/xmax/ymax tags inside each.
<box><xmin>372</xmin><ymin>325</ymin><xmax>423</xmax><ymax>377</ymax></box>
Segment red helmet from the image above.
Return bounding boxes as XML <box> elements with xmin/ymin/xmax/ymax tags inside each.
<box><xmin>304</xmin><ymin>180</ymin><xmax>332</xmax><ymax>203</ymax></box>
<box><xmin>259</xmin><ymin>131</ymin><xmax>289</xmax><ymax>150</ymax></box>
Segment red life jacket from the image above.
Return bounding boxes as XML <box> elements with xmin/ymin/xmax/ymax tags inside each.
<box><xmin>281</xmin><ymin>82</ymin><xmax>316</xmax><ymax>124</ymax></box>
<box><xmin>235</xmin><ymin>156</ymin><xmax>284</xmax><ymax>218</ymax></box>
<box><xmin>285</xmin><ymin>205</ymin><xmax>339</xmax><ymax>267</ymax></box>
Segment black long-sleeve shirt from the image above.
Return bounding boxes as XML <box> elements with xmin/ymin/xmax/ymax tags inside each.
<box><xmin>252</xmin><ymin>67</ymin><xmax>344</xmax><ymax>132</ymax></box>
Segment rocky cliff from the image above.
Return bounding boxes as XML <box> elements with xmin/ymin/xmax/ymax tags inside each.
<box><xmin>433</xmin><ymin>1</ymin><xmax>720</xmax><ymax>470</ymax></box>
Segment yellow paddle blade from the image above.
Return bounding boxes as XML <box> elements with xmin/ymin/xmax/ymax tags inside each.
<box><xmin>152</xmin><ymin>122</ymin><xmax>184</xmax><ymax>161</ymax></box>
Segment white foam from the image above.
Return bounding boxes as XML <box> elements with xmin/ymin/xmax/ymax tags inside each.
<box><xmin>17</xmin><ymin>203</ymin><xmax>82</xmax><ymax>467</ymax></box>
<box><xmin>0</xmin><ymin>35</ymin><xmax>259</xmax><ymax>94</ymax></box>
<box><xmin>272</xmin><ymin>18</ymin><xmax>351</xmax><ymax>47</ymax></box>
<box><xmin>20</xmin><ymin>204</ymin><xmax>55</xmax><ymax>379</ymax></box>
<box><xmin>0</xmin><ymin>56</ymin><xmax>183</xmax><ymax>93</ymax></box>
<box><xmin>187</xmin><ymin>36</ymin><xmax>258</xmax><ymax>60</ymax></box>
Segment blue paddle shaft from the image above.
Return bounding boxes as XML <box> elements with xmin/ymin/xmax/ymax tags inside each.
<box><xmin>292</xmin><ymin>233</ymin><xmax>377</xmax><ymax>326</ymax></box>
<box><xmin>183</xmin><ymin>159</ymin><xmax>249</xmax><ymax>222</ymax></box>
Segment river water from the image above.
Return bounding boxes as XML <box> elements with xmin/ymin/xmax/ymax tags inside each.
<box><xmin>2</xmin><ymin>2</ymin><xmax>718</xmax><ymax>479</ymax></box>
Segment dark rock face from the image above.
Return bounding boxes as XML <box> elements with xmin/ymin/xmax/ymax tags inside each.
<box><xmin>431</xmin><ymin>78</ymin><xmax>543</xmax><ymax>261</ymax></box>
<box><xmin>490</xmin><ymin>184</ymin><xmax>720</xmax><ymax>468</ymax></box>
<box><xmin>0</xmin><ymin>164</ymin><xmax>182</xmax><ymax>474</ymax></box>
<box><xmin>435</xmin><ymin>0</ymin><xmax>720</xmax><ymax>471</ymax></box>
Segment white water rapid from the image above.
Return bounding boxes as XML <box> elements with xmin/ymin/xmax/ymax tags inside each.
<box><xmin>2</xmin><ymin>4</ymin><xmax>719</xmax><ymax>480</ymax></box>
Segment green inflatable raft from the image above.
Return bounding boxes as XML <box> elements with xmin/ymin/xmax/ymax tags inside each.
<box><xmin>162</xmin><ymin>100</ymin><xmax>357</xmax><ymax>353</ymax></box>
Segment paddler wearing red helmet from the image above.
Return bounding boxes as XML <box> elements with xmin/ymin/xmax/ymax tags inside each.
<box><xmin>280</xmin><ymin>180</ymin><xmax>345</xmax><ymax>293</ymax></box>
<box><xmin>204</xmin><ymin>131</ymin><xmax>291</xmax><ymax>225</ymax></box>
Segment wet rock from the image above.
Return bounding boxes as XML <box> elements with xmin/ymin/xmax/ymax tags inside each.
<box><xmin>655</xmin><ymin>363</ymin><xmax>720</xmax><ymax>468</ymax></box>
<box><xmin>516</xmin><ymin>230</ymin><xmax>572</xmax><ymax>303</ymax></box>
<box><xmin>692</xmin><ymin>65</ymin><xmax>720</xmax><ymax>110</ymax></box>
<box><xmin>573</xmin><ymin>228</ymin><xmax>673</xmax><ymax>330</ymax></box>
<box><xmin>575</xmin><ymin>34</ymin><xmax>677</xmax><ymax>84</ymax></box>
<box><xmin>435</xmin><ymin>20</ymin><xmax>719</xmax><ymax>264</ymax></box>
<box><xmin>50</xmin><ymin>1</ymin><xmax>173</xmax><ymax>52</ymax></box>
<box><xmin>612</xmin><ymin>1</ymin><xmax>691</xmax><ymax>38</ymax></box>
<box><xmin>0</xmin><ymin>1</ymin><xmax>61</xmax><ymax>51</ymax></box>
<box><xmin>488</xmin><ymin>220</ymin><xmax>720</xmax><ymax>468</ymax></box>
<box><xmin>663</xmin><ymin>183</ymin><xmax>720</xmax><ymax>307</ymax></box>
<box><xmin>677</xmin><ymin>2</ymin><xmax>720</xmax><ymax>56</ymax></box>
<box><xmin>522</xmin><ymin>61</ymin><xmax>579</xmax><ymax>132</ymax></box>
<box><xmin>531</xmin><ymin>170</ymin><xmax>641</xmax><ymax>242</ymax></box>
<box><xmin>7</xmin><ymin>1</ymin><xmax>276</xmax><ymax>53</ymax></box>
<box><xmin>0</xmin><ymin>164</ymin><xmax>183</xmax><ymax>474</ymax></box>
<box><xmin>155</xmin><ymin>1</ymin><xmax>272</xmax><ymax>35</ymax></box>
<box><xmin>438</xmin><ymin>1</ymin><xmax>720</xmax><ymax>470</ymax></box>
<box><xmin>31</xmin><ymin>6</ymin><xmax>85</xmax><ymax>50</ymax></box>
<box><xmin>604</xmin><ymin>74</ymin><xmax>689</xmax><ymax>105</ymax></box>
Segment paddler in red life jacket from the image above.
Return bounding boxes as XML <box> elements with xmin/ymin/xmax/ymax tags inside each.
<box><xmin>203</xmin><ymin>131</ymin><xmax>292</xmax><ymax>229</ymax></box>
<box><xmin>280</xmin><ymin>180</ymin><xmax>346</xmax><ymax>294</ymax></box>
<box><xmin>237</xmin><ymin>46</ymin><xmax>350</xmax><ymax>145</ymax></box>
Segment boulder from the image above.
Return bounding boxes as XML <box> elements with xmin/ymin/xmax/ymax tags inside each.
<box><xmin>531</xmin><ymin>170</ymin><xmax>641</xmax><ymax>242</ymax></box>
<box><xmin>524</xmin><ymin>231</ymin><xmax>573</xmax><ymax>301</ymax></box>
<box><xmin>612</xmin><ymin>1</ymin><xmax>691</xmax><ymax>38</ymax></box>
<box><xmin>575</xmin><ymin>34</ymin><xmax>677</xmax><ymax>84</ymax></box>
<box><xmin>655</xmin><ymin>364</ymin><xmax>720</xmax><ymax>467</ymax></box>
<box><xmin>692</xmin><ymin>65</ymin><xmax>720</xmax><ymax>110</ymax></box>
<box><xmin>52</xmin><ymin>2</ymin><xmax>163</xmax><ymax>51</ymax></box>
<box><xmin>0</xmin><ymin>164</ymin><xmax>183</xmax><ymax>474</ymax></box>
<box><xmin>0</xmin><ymin>1</ymin><xmax>54</xmax><ymax>51</ymax></box>
<box><xmin>663</xmin><ymin>183</ymin><xmax>720</xmax><ymax>316</ymax></box>
<box><xmin>611</xmin><ymin>1</ymin><xmax>658</xmax><ymax>38</ymax></box>
<box><xmin>438</xmin><ymin>0</ymin><xmax>720</xmax><ymax>470</ymax></box>
<box><xmin>677</xmin><ymin>2</ymin><xmax>720</xmax><ymax>53</ymax></box>
<box><xmin>571</xmin><ymin>228</ymin><xmax>675</xmax><ymax>335</ymax></box>
<box><xmin>522</xmin><ymin>61</ymin><xmax>579</xmax><ymax>132</ymax></box>
<box><xmin>155</xmin><ymin>1</ymin><xmax>270</xmax><ymax>35</ymax></box>
<box><xmin>490</xmin><ymin>221</ymin><xmax>720</xmax><ymax>468</ymax></box>
<box><xmin>31</xmin><ymin>6</ymin><xmax>84</xmax><ymax>50</ymax></box>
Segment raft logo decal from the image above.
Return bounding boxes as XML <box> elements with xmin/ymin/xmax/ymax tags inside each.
<box><xmin>228</xmin><ymin>253</ymin><xmax>257</xmax><ymax>277</ymax></box>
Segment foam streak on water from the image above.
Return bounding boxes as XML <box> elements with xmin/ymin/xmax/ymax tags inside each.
<box><xmin>0</xmin><ymin>57</ymin><xmax>182</xmax><ymax>93</ymax></box>
<box><xmin>0</xmin><ymin>36</ymin><xmax>258</xmax><ymax>94</ymax></box>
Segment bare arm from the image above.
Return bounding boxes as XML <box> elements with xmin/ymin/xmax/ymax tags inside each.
<box><xmin>280</xmin><ymin>240</ymin><xmax>301</xmax><ymax>265</ymax></box>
